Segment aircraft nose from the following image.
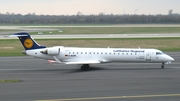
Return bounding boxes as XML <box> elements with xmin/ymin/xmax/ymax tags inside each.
<box><xmin>165</xmin><ymin>55</ymin><xmax>174</xmax><ymax>61</ymax></box>
<box><xmin>169</xmin><ymin>57</ymin><xmax>174</xmax><ymax>61</ymax></box>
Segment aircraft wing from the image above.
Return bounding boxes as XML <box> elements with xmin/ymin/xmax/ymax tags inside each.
<box><xmin>53</xmin><ymin>56</ymin><xmax>101</xmax><ymax>64</ymax></box>
<box><xmin>64</xmin><ymin>60</ymin><xmax>101</xmax><ymax>64</ymax></box>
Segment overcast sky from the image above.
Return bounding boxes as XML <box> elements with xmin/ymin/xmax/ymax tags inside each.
<box><xmin>0</xmin><ymin>0</ymin><xmax>179</xmax><ymax>15</ymax></box>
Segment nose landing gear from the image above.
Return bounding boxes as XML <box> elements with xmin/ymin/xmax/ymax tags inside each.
<box><xmin>161</xmin><ymin>62</ymin><xmax>164</xmax><ymax>69</ymax></box>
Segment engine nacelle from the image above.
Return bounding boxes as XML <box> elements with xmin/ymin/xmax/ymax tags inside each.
<box><xmin>41</xmin><ymin>47</ymin><xmax>60</xmax><ymax>55</ymax></box>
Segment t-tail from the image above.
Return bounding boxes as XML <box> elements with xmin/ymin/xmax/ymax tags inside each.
<box><xmin>12</xmin><ymin>32</ymin><xmax>46</xmax><ymax>50</ymax></box>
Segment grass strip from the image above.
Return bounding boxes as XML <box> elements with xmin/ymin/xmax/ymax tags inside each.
<box><xmin>0</xmin><ymin>80</ymin><xmax>22</xmax><ymax>83</ymax></box>
<box><xmin>29</xmin><ymin>27</ymin><xmax>180</xmax><ymax>34</ymax></box>
<box><xmin>0</xmin><ymin>37</ymin><xmax>179</xmax><ymax>56</ymax></box>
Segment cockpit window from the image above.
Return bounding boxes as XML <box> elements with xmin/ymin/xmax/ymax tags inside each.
<box><xmin>156</xmin><ymin>52</ymin><xmax>164</xmax><ymax>55</ymax></box>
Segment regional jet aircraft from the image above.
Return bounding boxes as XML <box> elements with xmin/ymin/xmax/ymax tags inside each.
<box><xmin>11</xmin><ymin>32</ymin><xmax>174</xmax><ymax>70</ymax></box>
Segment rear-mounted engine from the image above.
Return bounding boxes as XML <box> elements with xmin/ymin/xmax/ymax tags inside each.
<box><xmin>41</xmin><ymin>47</ymin><xmax>60</xmax><ymax>55</ymax></box>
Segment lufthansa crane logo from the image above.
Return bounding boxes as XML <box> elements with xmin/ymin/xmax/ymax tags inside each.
<box><xmin>24</xmin><ymin>38</ymin><xmax>33</xmax><ymax>49</ymax></box>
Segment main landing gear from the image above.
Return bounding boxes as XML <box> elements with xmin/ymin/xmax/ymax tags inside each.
<box><xmin>161</xmin><ymin>62</ymin><xmax>164</xmax><ymax>69</ymax></box>
<box><xmin>81</xmin><ymin>64</ymin><xmax>89</xmax><ymax>70</ymax></box>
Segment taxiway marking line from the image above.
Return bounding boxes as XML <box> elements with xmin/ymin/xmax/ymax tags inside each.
<box><xmin>36</xmin><ymin>93</ymin><xmax>180</xmax><ymax>101</ymax></box>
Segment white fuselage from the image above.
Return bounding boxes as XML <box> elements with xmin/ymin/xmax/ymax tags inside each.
<box><xmin>25</xmin><ymin>46</ymin><xmax>174</xmax><ymax>64</ymax></box>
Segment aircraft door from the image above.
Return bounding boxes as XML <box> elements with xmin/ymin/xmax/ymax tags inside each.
<box><xmin>146</xmin><ymin>52</ymin><xmax>151</xmax><ymax>61</ymax></box>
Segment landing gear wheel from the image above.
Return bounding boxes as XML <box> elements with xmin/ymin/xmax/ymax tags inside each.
<box><xmin>81</xmin><ymin>64</ymin><xmax>89</xmax><ymax>70</ymax></box>
<box><xmin>161</xmin><ymin>65</ymin><xmax>164</xmax><ymax>69</ymax></box>
<box><xmin>161</xmin><ymin>63</ymin><xmax>164</xmax><ymax>69</ymax></box>
<box><xmin>81</xmin><ymin>66</ymin><xmax>86</xmax><ymax>70</ymax></box>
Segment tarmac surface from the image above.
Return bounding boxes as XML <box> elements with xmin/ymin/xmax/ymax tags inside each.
<box><xmin>0</xmin><ymin>52</ymin><xmax>180</xmax><ymax>101</ymax></box>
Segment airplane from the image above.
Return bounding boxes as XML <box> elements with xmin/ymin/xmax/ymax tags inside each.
<box><xmin>10</xmin><ymin>32</ymin><xmax>174</xmax><ymax>70</ymax></box>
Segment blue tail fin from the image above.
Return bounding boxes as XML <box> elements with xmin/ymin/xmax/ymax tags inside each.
<box><xmin>13</xmin><ymin>32</ymin><xmax>46</xmax><ymax>50</ymax></box>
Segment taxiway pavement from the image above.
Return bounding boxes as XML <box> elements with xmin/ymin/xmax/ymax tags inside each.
<box><xmin>0</xmin><ymin>52</ymin><xmax>180</xmax><ymax>101</ymax></box>
<box><xmin>1</xmin><ymin>33</ymin><xmax>180</xmax><ymax>39</ymax></box>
